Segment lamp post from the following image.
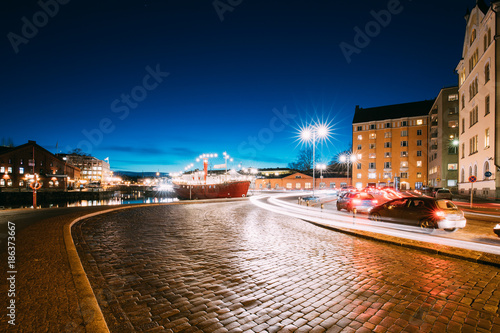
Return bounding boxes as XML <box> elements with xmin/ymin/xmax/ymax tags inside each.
<box><xmin>339</xmin><ymin>154</ymin><xmax>357</xmax><ymax>187</ymax></box>
<box><xmin>316</xmin><ymin>164</ymin><xmax>326</xmax><ymax>189</ymax></box>
<box><xmin>300</xmin><ymin>122</ymin><xmax>331</xmax><ymax>197</ymax></box>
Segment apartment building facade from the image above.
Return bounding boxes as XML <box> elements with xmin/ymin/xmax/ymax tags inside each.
<box><xmin>456</xmin><ymin>0</ymin><xmax>499</xmax><ymax>199</ymax></box>
<box><xmin>428</xmin><ymin>87</ymin><xmax>460</xmax><ymax>189</ymax></box>
<box><xmin>352</xmin><ymin>100</ymin><xmax>434</xmax><ymax>190</ymax></box>
<box><xmin>59</xmin><ymin>154</ymin><xmax>111</xmax><ymax>185</ymax></box>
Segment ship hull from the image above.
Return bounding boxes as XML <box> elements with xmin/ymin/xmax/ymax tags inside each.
<box><xmin>173</xmin><ymin>181</ymin><xmax>251</xmax><ymax>200</ymax></box>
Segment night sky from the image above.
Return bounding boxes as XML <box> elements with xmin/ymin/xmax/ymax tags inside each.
<box><xmin>1</xmin><ymin>0</ymin><xmax>474</xmax><ymax>173</ymax></box>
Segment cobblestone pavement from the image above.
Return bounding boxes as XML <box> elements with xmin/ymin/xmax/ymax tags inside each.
<box><xmin>74</xmin><ymin>201</ymin><xmax>500</xmax><ymax>332</ymax></box>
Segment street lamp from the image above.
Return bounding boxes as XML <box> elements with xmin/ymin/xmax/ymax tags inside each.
<box><xmin>339</xmin><ymin>154</ymin><xmax>357</xmax><ymax>187</ymax></box>
<box><xmin>299</xmin><ymin>122</ymin><xmax>332</xmax><ymax>197</ymax></box>
<box><xmin>316</xmin><ymin>164</ymin><xmax>327</xmax><ymax>189</ymax></box>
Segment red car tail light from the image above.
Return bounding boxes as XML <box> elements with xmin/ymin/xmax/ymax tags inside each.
<box><xmin>435</xmin><ymin>210</ymin><xmax>445</xmax><ymax>219</ymax></box>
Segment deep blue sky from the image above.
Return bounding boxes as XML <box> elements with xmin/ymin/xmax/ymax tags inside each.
<box><xmin>1</xmin><ymin>0</ymin><xmax>474</xmax><ymax>172</ymax></box>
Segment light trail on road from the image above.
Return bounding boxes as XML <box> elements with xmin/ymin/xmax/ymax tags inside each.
<box><xmin>250</xmin><ymin>193</ymin><xmax>500</xmax><ymax>256</ymax></box>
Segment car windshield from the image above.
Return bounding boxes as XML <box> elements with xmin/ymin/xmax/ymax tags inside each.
<box><xmin>437</xmin><ymin>189</ymin><xmax>450</xmax><ymax>193</ymax></box>
<box><xmin>355</xmin><ymin>193</ymin><xmax>374</xmax><ymax>199</ymax></box>
<box><xmin>436</xmin><ymin>200</ymin><xmax>458</xmax><ymax>210</ymax></box>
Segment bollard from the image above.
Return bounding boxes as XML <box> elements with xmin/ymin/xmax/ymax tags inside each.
<box><xmin>321</xmin><ymin>203</ymin><xmax>324</xmax><ymax>210</ymax></box>
<box><xmin>352</xmin><ymin>208</ymin><xmax>357</xmax><ymax>224</ymax></box>
<box><xmin>298</xmin><ymin>197</ymin><xmax>301</xmax><ymax>205</ymax></box>
<box><xmin>306</xmin><ymin>201</ymin><xmax>310</xmax><ymax>206</ymax></box>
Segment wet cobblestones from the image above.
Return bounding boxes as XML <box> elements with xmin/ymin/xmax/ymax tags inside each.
<box><xmin>74</xmin><ymin>202</ymin><xmax>500</xmax><ymax>332</ymax></box>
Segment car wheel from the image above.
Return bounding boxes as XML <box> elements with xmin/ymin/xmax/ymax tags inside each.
<box><xmin>370</xmin><ymin>212</ymin><xmax>381</xmax><ymax>221</ymax></box>
<box><xmin>419</xmin><ymin>219</ymin><xmax>434</xmax><ymax>233</ymax></box>
<box><xmin>336</xmin><ymin>203</ymin><xmax>341</xmax><ymax>211</ymax></box>
<box><xmin>444</xmin><ymin>228</ymin><xmax>458</xmax><ymax>233</ymax></box>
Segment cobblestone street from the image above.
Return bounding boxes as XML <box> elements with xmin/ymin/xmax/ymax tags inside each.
<box><xmin>74</xmin><ymin>201</ymin><xmax>500</xmax><ymax>332</ymax></box>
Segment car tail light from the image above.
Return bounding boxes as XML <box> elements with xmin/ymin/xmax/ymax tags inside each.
<box><xmin>372</xmin><ymin>200</ymin><xmax>378</xmax><ymax>204</ymax></box>
<box><xmin>435</xmin><ymin>210</ymin><xmax>445</xmax><ymax>219</ymax></box>
<box><xmin>352</xmin><ymin>199</ymin><xmax>361</xmax><ymax>205</ymax></box>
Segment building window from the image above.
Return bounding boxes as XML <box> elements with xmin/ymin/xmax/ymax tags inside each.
<box><xmin>369</xmin><ymin>133</ymin><xmax>376</xmax><ymax>139</ymax></box>
<box><xmin>448</xmin><ymin>146</ymin><xmax>458</xmax><ymax>155</ymax></box>
<box><xmin>401</xmin><ymin>151</ymin><xmax>408</xmax><ymax>157</ymax></box>
<box><xmin>400</xmin><ymin>172</ymin><xmax>408</xmax><ymax>179</ymax></box>
<box><xmin>357</xmin><ymin>144</ymin><xmax>362</xmax><ymax>150</ymax></box>
<box><xmin>384</xmin><ymin>162</ymin><xmax>391</xmax><ymax>169</ymax></box>
<box><xmin>469</xmin><ymin>48</ymin><xmax>478</xmax><ymax>72</ymax></box>
<box><xmin>401</xmin><ymin>121</ymin><xmax>407</xmax><ymax>126</ymax></box>
<box><xmin>383</xmin><ymin>173</ymin><xmax>391</xmax><ymax>179</ymax></box>
<box><xmin>305</xmin><ymin>183</ymin><xmax>311</xmax><ymax>189</ymax></box>
<box><xmin>461</xmin><ymin>94</ymin><xmax>465</xmax><ymax>110</ymax></box>
<box><xmin>369</xmin><ymin>162</ymin><xmax>376</xmax><ymax>169</ymax></box>
<box><xmin>461</xmin><ymin>169</ymin><xmax>465</xmax><ymax>183</ymax></box>
<box><xmin>448</xmin><ymin>94</ymin><xmax>459</xmax><ymax>101</ymax></box>
<box><xmin>384</xmin><ymin>132</ymin><xmax>392</xmax><ymax>138</ymax></box>
<box><xmin>384</xmin><ymin>152</ymin><xmax>391</xmax><ymax>158</ymax></box>
<box><xmin>470</xmin><ymin>28</ymin><xmax>476</xmax><ymax>45</ymax></box>
<box><xmin>385</xmin><ymin>122</ymin><xmax>391</xmax><ymax>128</ymax></box>
<box><xmin>416</xmin><ymin>140</ymin><xmax>422</xmax><ymax>146</ymax></box>
<box><xmin>485</xmin><ymin>128</ymin><xmax>490</xmax><ymax>148</ymax></box>
<box><xmin>417</xmin><ymin>161</ymin><xmax>422</xmax><ymax>167</ymax></box>
<box><xmin>448</xmin><ymin>120</ymin><xmax>458</xmax><ymax>128</ymax></box>
<box><xmin>474</xmin><ymin>165</ymin><xmax>477</xmax><ymax>177</ymax></box>
<box><xmin>461</xmin><ymin>118</ymin><xmax>465</xmax><ymax>134</ymax></box>
<box><xmin>384</xmin><ymin>142</ymin><xmax>391</xmax><ymax>148</ymax></box>
<box><xmin>485</xmin><ymin>63</ymin><xmax>490</xmax><ymax>83</ymax></box>
<box><xmin>417</xmin><ymin>130</ymin><xmax>422</xmax><ymax>135</ymax></box>
<box><xmin>286</xmin><ymin>183</ymin><xmax>292</xmax><ymax>189</ymax></box>
<box><xmin>0</xmin><ymin>167</ymin><xmax>4</xmax><ymax>173</ymax></box>
<box><xmin>19</xmin><ymin>167</ymin><xmax>24</xmax><ymax>174</ymax></box>
<box><xmin>369</xmin><ymin>153</ymin><xmax>376</xmax><ymax>159</ymax></box>
<box><xmin>469</xmin><ymin>77</ymin><xmax>478</xmax><ymax>100</ymax></box>
<box><xmin>19</xmin><ymin>180</ymin><xmax>24</xmax><ymax>187</ymax></box>
<box><xmin>20</xmin><ymin>159</ymin><xmax>24</xmax><ymax>165</ymax></box>
<box><xmin>368</xmin><ymin>173</ymin><xmax>376</xmax><ymax>179</ymax></box>
<box><xmin>416</xmin><ymin>119</ymin><xmax>423</xmax><ymax>125</ymax></box>
<box><xmin>461</xmin><ymin>143</ymin><xmax>465</xmax><ymax>158</ymax></box>
<box><xmin>357</xmin><ymin>173</ymin><xmax>362</xmax><ymax>179</ymax></box>
<box><xmin>401</xmin><ymin>141</ymin><xmax>408</xmax><ymax>147</ymax></box>
<box><xmin>400</xmin><ymin>161</ymin><xmax>408</xmax><ymax>168</ymax></box>
<box><xmin>357</xmin><ymin>135</ymin><xmax>362</xmax><ymax>140</ymax></box>
<box><xmin>370</xmin><ymin>124</ymin><xmax>376</xmax><ymax>130</ymax></box>
<box><xmin>469</xmin><ymin>135</ymin><xmax>478</xmax><ymax>154</ymax></box>
<box><xmin>369</xmin><ymin>143</ymin><xmax>376</xmax><ymax>149</ymax></box>
<box><xmin>416</xmin><ymin>172</ymin><xmax>422</xmax><ymax>178</ymax></box>
<box><xmin>469</xmin><ymin>106</ymin><xmax>478</xmax><ymax>127</ymax></box>
<box><xmin>0</xmin><ymin>179</ymin><xmax>4</xmax><ymax>186</ymax></box>
<box><xmin>356</xmin><ymin>163</ymin><xmax>361</xmax><ymax>170</ymax></box>
<box><xmin>416</xmin><ymin>151</ymin><xmax>422</xmax><ymax>157</ymax></box>
<box><xmin>401</xmin><ymin>130</ymin><xmax>408</xmax><ymax>137</ymax></box>
<box><xmin>357</xmin><ymin>126</ymin><xmax>362</xmax><ymax>131</ymax></box>
<box><xmin>448</xmin><ymin>163</ymin><xmax>458</xmax><ymax>170</ymax></box>
<box><xmin>485</xmin><ymin>95</ymin><xmax>490</xmax><ymax>115</ymax></box>
<box><xmin>7</xmin><ymin>167</ymin><xmax>12</xmax><ymax>173</ymax></box>
<box><xmin>448</xmin><ymin>107</ymin><xmax>458</xmax><ymax>115</ymax></box>
<box><xmin>296</xmin><ymin>183</ymin><xmax>301</xmax><ymax>189</ymax></box>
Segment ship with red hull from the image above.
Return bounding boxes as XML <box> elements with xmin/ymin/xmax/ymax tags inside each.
<box><xmin>172</xmin><ymin>153</ymin><xmax>251</xmax><ymax>200</ymax></box>
<box><xmin>173</xmin><ymin>180</ymin><xmax>250</xmax><ymax>200</ymax></box>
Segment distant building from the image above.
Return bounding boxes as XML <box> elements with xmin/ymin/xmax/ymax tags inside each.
<box><xmin>456</xmin><ymin>0</ymin><xmax>499</xmax><ymax>199</ymax></box>
<box><xmin>58</xmin><ymin>154</ymin><xmax>111</xmax><ymax>185</ymax></box>
<box><xmin>352</xmin><ymin>100</ymin><xmax>435</xmax><ymax>190</ymax></box>
<box><xmin>254</xmin><ymin>171</ymin><xmax>349</xmax><ymax>190</ymax></box>
<box><xmin>0</xmin><ymin>140</ymin><xmax>80</xmax><ymax>191</ymax></box>
<box><xmin>427</xmin><ymin>87</ymin><xmax>460</xmax><ymax>189</ymax></box>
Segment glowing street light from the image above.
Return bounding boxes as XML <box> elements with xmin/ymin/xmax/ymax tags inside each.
<box><xmin>299</xmin><ymin>121</ymin><xmax>332</xmax><ymax>196</ymax></box>
<box><xmin>316</xmin><ymin>163</ymin><xmax>327</xmax><ymax>189</ymax></box>
<box><xmin>339</xmin><ymin>154</ymin><xmax>357</xmax><ymax>187</ymax></box>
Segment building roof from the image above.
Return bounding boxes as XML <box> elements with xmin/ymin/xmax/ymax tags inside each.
<box><xmin>352</xmin><ymin>100</ymin><xmax>435</xmax><ymax>124</ymax></box>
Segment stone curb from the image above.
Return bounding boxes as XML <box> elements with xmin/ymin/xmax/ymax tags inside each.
<box><xmin>303</xmin><ymin>218</ymin><xmax>500</xmax><ymax>268</ymax></box>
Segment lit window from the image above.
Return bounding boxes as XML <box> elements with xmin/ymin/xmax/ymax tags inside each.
<box><xmin>296</xmin><ymin>183</ymin><xmax>301</xmax><ymax>189</ymax></box>
<box><xmin>357</xmin><ymin>135</ymin><xmax>362</xmax><ymax>140</ymax></box>
<box><xmin>368</xmin><ymin>173</ymin><xmax>376</xmax><ymax>179</ymax></box>
<box><xmin>384</xmin><ymin>152</ymin><xmax>391</xmax><ymax>158</ymax></box>
<box><xmin>448</xmin><ymin>163</ymin><xmax>458</xmax><ymax>170</ymax></box>
<box><xmin>305</xmin><ymin>183</ymin><xmax>311</xmax><ymax>189</ymax></box>
<box><xmin>0</xmin><ymin>167</ymin><xmax>4</xmax><ymax>173</ymax></box>
<box><xmin>416</xmin><ymin>172</ymin><xmax>422</xmax><ymax>178</ymax></box>
<box><xmin>416</xmin><ymin>161</ymin><xmax>422</xmax><ymax>167</ymax></box>
<box><xmin>19</xmin><ymin>167</ymin><xmax>24</xmax><ymax>174</ymax></box>
<box><xmin>401</xmin><ymin>151</ymin><xmax>408</xmax><ymax>157</ymax></box>
<box><xmin>369</xmin><ymin>133</ymin><xmax>376</xmax><ymax>139</ymax></box>
<box><xmin>485</xmin><ymin>128</ymin><xmax>490</xmax><ymax>148</ymax></box>
<box><xmin>401</xmin><ymin>161</ymin><xmax>408</xmax><ymax>168</ymax></box>
<box><xmin>416</xmin><ymin>119</ymin><xmax>423</xmax><ymax>125</ymax></box>
<box><xmin>357</xmin><ymin>173</ymin><xmax>362</xmax><ymax>179</ymax></box>
<box><xmin>448</xmin><ymin>94</ymin><xmax>459</xmax><ymax>101</ymax></box>
<box><xmin>369</xmin><ymin>143</ymin><xmax>376</xmax><ymax>149</ymax></box>
<box><xmin>384</xmin><ymin>132</ymin><xmax>392</xmax><ymax>138</ymax></box>
<box><xmin>369</xmin><ymin>153</ymin><xmax>376</xmax><ymax>159</ymax></box>
<box><xmin>7</xmin><ymin>167</ymin><xmax>12</xmax><ymax>173</ymax></box>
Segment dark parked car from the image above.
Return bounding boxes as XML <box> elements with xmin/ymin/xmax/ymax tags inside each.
<box><xmin>368</xmin><ymin>197</ymin><xmax>466</xmax><ymax>232</ymax></box>
<box><xmin>337</xmin><ymin>192</ymin><xmax>378</xmax><ymax>213</ymax></box>
<box><xmin>434</xmin><ymin>189</ymin><xmax>452</xmax><ymax>200</ymax></box>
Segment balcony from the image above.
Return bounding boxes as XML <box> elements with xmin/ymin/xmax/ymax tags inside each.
<box><xmin>368</xmin><ymin>168</ymin><xmax>377</xmax><ymax>173</ymax></box>
<box><xmin>383</xmin><ymin>168</ymin><xmax>392</xmax><ymax>172</ymax></box>
<box><xmin>430</xmin><ymin>132</ymin><xmax>438</xmax><ymax>138</ymax></box>
<box><xmin>431</xmin><ymin>144</ymin><xmax>438</xmax><ymax>150</ymax></box>
<box><xmin>431</xmin><ymin>108</ymin><xmax>438</xmax><ymax>115</ymax></box>
<box><xmin>431</xmin><ymin>121</ymin><xmax>438</xmax><ymax>127</ymax></box>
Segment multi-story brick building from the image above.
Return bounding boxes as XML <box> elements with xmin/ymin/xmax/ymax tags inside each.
<box><xmin>0</xmin><ymin>140</ymin><xmax>80</xmax><ymax>191</ymax></box>
<box><xmin>58</xmin><ymin>154</ymin><xmax>111</xmax><ymax>185</ymax></box>
<box><xmin>428</xmin><ymin>87</ymin><xmax>460</xmax><ymax>189</ymax></box>
<box><xmin>254</xmin><ymin>171</ymin><xmax>349</xmax><ymax>190</ymax></box>
<box><xmin>352</xmin><ymin>100</ymin><xmax>434</xmax><ymax>190</ymax></box>
<box><xmin>456</xmin><ymin>0</ymin><xmax>499</xmax><ymax>199</ymax></box>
